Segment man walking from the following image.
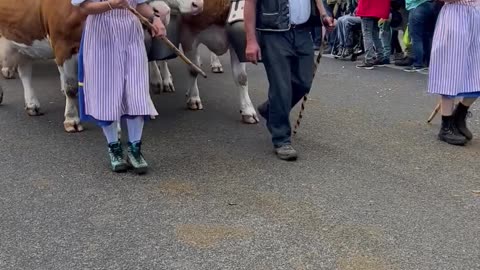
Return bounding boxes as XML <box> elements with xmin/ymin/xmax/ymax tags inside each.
<box><xmin>244</xmin><ymin>0</ymin><xmax>334</xmax><ymax>161</ymax></box>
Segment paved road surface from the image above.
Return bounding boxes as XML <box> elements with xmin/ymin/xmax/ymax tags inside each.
<box><xmin>1</xmin><ymin>48</ymin><xmax>479</xmax><ymax>269</ymax></box>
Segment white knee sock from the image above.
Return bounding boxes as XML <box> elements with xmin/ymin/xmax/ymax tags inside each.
<box><xmin>126</xmin><ymin>117</ymin><xmax>145</xmax><ymax>143</ymax></box>
<box><xmin>102</xmin><ymin>122</ymin><xmax>119</xmax><ymax>144</ymax></box>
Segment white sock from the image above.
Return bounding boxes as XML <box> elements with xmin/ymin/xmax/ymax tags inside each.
<box><xmin>102</xmin><ymin>122</ymin><xmax>119</xmax><ymax>144</ymax></box>
<box><xmin>126</xmin><ymin>117</ymin><xmax>145</xmax><ymax>143</ymax></box>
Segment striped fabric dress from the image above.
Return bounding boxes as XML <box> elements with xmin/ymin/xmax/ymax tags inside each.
<box><xmin>77</xmin><ymin>0</ymin><xmax>158</xmax><ymax>125</ymax></box>
<box><xmin>428</xmin><ymin>0</ymin><xmax>480</xmax><ymax>97</ymax></box>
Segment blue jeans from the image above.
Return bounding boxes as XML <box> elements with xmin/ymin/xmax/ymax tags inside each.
<box><xmin>380</xmin><ymin>21</ymin><xmax>392</xmax><ymax>60</ymax></box>
<box><xmin>361</xmin><ymin>18</ymin><xmax>384</xmax><ymax>63</ymax></box>
<box><xmin>337</xmin><ymin>15</ymin><xmax>361</xmax><ymax>48</ymax></box>
<box><xmin>408</xmin><ymin>1</ymin><xmax>441</xmax><ymax>67</ymax></box>
<box><xmin>311</xmin><ymin>26</ymin><xmax>322</xmax><ymax>47</ymax></box>
<box><xmin>259</xmin><ymin>28</ymin><xmax>314</xmax><ymax>147</ymax></box>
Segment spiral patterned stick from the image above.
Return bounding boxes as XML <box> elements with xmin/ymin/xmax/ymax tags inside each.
<box><xmin>293</xmin><ymin>44</ymin><xmax>323</xmax><ymax>135</ymax></box>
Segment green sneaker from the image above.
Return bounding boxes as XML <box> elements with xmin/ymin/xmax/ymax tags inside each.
<box><xmin>127</xmin><ymin>141</ymin><xmax>148</xmax><ymax>174</ymax></box>
<box><xmin>107</xmin><ymin>141</ymin><xmax>128</xmax><ymax>172</ymax></box>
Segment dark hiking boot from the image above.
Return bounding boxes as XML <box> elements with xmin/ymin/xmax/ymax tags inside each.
<box><xmin>438</xmin><ymin>116</ymin><xmax>468</xmax><ymax>146</ymax></box>
<box><xmin>127</xmin><ymin>141</ymin><xmax>148</xmax><ymax>174</ymax></box>
<box><xmin>452</xmin><ymin>103</ymin><xmax>473</xmax><ymax>140</ymax></box>
<box><xmin>275</xmin><ymin>144</ymin><xmax>298</xmax><ymax>161</ymax></box>
<box><xmin>107</xmin><ymin>141</ymin><xmax>128</xmax><ymax>172</ymax></box>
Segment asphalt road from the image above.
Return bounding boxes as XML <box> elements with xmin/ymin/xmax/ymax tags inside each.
<box><xmin>1</xmin><ymin>48</ymin><xmax>479</xmax><ymax>270</ymax></box>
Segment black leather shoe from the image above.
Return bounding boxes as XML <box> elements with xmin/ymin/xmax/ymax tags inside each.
<box><xmin>438</xmin><ymin>116</ymin><xmax>467</xmax><ymax>146</ymax></box>
<box><xmin>452</xmin><ymin>103</ymin><xmax>473</xmax><ymax>140</ymax></box>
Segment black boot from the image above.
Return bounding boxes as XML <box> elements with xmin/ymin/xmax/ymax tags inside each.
<box><xmin>438</xmin><ymin>115</ymin><xmax>468</xmax><ymax>146</ymax></box>
<box><xmin>452</xmin><ymin>103</ymin><xmax>473</xmax><ymax>140</ymax></box>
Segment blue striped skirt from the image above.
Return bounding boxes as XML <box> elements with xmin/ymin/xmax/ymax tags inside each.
<box><xmin>78</xmin><ymin>30</ymin><xmax>151</xmax><ymax>127</ymax></box>
<box><xmin>427</xmin><ymin>3</ymin><xmax>480</xmax><ymax>98</ymax></box>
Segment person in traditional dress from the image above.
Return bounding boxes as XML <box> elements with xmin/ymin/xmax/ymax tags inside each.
<box><xmin>428</xmin><ymin>0</ymin><xmax>480</xmax><ymax>146</ymax></box>
<box><xmin>73</xmin><ymin>0</ymin><xmax>166</xmax><ymax>173</ymax></box>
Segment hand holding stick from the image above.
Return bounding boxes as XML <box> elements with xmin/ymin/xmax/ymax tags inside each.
<box><xmin>127</xmin><ymin>6</ymin><xmax>207</xmax><ymax>78</ymax></box>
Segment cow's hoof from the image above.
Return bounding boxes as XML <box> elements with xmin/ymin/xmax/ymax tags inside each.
<box><xmin>242</xmin><ymin>113</ymin><xmax>260</xmax><ymax>124</ymax></box>
<box><xmin>64</xmin><ymin>121</ymin><xmax>84</xmax><ymax>133</ymax></box>
<box><xmin>211</xmin><ymin>66</ymin><xmax>224</xmax><ymax>73</ymax></box>
<box><xmin>1</xmin><ymin>67</ymin><xmax>15</xmax><ymax>79</ymax></box>
<box><xmin>163</xmin><ymin>81</ymin><xmax>175</xmax><ymax>93</ymax></box>
<box><xmin>187</xmin><ymin>97</ymin><xmax>203</xmax><ymax>110</ymax></box>
<box><xmin>26</xmin><ymin>106</ymin><xmax>43</xmax><ymax>116</ymax></box>
<box><xmin>150</xmin><ymin>83</ymin><xmax>162</xmax><ymax>94</ymax></box>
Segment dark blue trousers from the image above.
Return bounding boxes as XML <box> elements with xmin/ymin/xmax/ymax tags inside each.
<box><xmin>259</xmin><ymin>27</ymin><xmax>315</xmax><ymax>148</ymax></box>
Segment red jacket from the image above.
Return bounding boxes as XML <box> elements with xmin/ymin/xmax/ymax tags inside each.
<box><xmin>355</xmin><ymin>0</ymin><xmax>391</xmax><ymax>19</ymax></box>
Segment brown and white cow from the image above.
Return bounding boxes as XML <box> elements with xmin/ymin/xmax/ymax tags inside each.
<box><xmin>149</xmin><ymin>0</ymin><xmax>259</xmax><ymax>124</ymax></box>
<box><xmin>0</xmin><ymin>0</ymin><xmax>202</xmax><ymax>132</ymax></box>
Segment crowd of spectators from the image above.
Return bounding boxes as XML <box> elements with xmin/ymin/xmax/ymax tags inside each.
<box><xmin>314</xmin><ymin>0</ymin><xmax>443</xmax><ymax>72</ymax></box>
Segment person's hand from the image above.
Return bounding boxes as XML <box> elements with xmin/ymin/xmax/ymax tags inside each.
<box><xmin>245</xmin><ymin>40</ymin><xmax>261</xmax><ymax>64</ymax></box>
<box><xmin>108</xmin><ymin>0</ymin><xmax>129</xmax><ymax>9</ymax></box>
<box><xmin>151</xmin><ymin>16</ymin><xmax>166</xmax><ymax>37</ymax></box>
<box><xmin>379</xmin><ymin>18</ymin><xmax>386</xmax><ymax>26</ymax></box>
<box><xmin>322</xmin><ymin>16</ymin><xmax>335</xmax><ymax>32</ymax></box>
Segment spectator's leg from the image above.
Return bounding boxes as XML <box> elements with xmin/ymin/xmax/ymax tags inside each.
<box><xmin>371</xmin><ymin>19</ymin><xmax>384</xmax><ymax>62</ymax></box>
<box><xmin>361</xmin><ymin>18</ymin><xmax>376</xmax><ymax>64</ymax></box>
<box><xmin>336</xmin><ymin>17</ymin><xmax>347</xmax><ymax>55</ymax></box>
<box><xmin>312</xmin><ymin>26</ymin><xmax>322</xmax><ymax>50</ymax></box>
<box><xmin>391</xmin><ymin>30</ymin><xmax>403</xmax><ymax>58</ymax></box>
<box><xmin>322</xmin><ymin>0</ymin><xmax>334</xmax><ymax>53</ymax></box>
<box><xmin>408</xmin><ymin>3</ymin><xmax>429</xmax><ymax>69</ymax></box>
<box><xmin>343</xmin><ymin>16</ymin><xmax>362</xmax><ymax>57</ymax></box>
<box><xmin>380</xmin><ymin>21</ymin><xmax>392</xmax><ymax>63</ymax></box>
<box><xmin>423</xmin><ymin>2</ymin><xmax>441</xmax><ymax>67</ymax></box>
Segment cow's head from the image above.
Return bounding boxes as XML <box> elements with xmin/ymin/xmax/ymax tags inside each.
<box><xmin>150</xmin><ymin>0</ymin><xmax>204</xmax><ymax>16</ymax></box>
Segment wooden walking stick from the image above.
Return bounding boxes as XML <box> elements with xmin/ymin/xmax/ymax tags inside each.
<box><xmin>127</xmin><ymin>6</ymin><xmax>207</xmax><ymax>78</ymax></box>
<box><xmin>427</xmin><ymin>101</ymin><xmax>441</xmax><ymax>123</ymax></box>
<box><xmin>293</xmin><ymin>43</ymin><xmax>323</xmax><ymax>135</ymax></box>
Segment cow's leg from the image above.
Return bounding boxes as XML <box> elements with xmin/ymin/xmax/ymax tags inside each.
<box><xmin>0</xmin><ymin>80</ymin><xmax>3</xmax><ymax>104</ymax></box>
<box><xmin>197</xmin><ymin>25</ymin><xmax>257</xmax><ymax>122</ymax></box>
<box><xmin>0</xmin><ymin>37</ymin><xmax>17</xmax><ymax>79</ymax></box>
<box><xmin>229</xmin><ymin>46</ymin><xmax>259</xmax><ymax>124</ymax></box>
<box><xmin>58</xmin><ymin>55</ymin><xmax>83</xmax><ymax>132</ymax></box>
<box><xmin>180</xmin><ymin>30</ymin><xmax>204</xmax><ymax>110</ymax></box>
<box><xmin>184</xmin><ymin>44</ymin><xmax>203</xmax><ymax>110</ymax></box>
<box><xmin>210</xmin><ymin>53</ymin><xmax>223</xmax><ymax>73</ymax></box>
<box><xmin>17</xmin><ymin>61</ymin><xmax>42</xmax><ymax>116</ymax></box>
<box><xmin>149</xmin><ymin>61</ymin><xmax>163</xmax><ymax>94</ymax></box>
<box><xmin>158</xmin><ymin>60</ymin><xmax>175</xmax><ymax>92</ymax></box>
